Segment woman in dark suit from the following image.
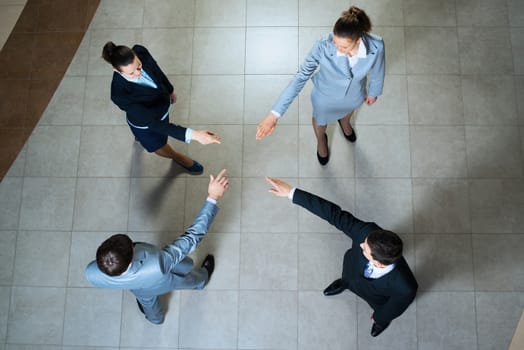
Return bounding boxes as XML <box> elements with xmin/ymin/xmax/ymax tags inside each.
<box><xmin>102</xmin><ymin>42</ymin><xmax>220</xmax><ymax>173</ymax></box>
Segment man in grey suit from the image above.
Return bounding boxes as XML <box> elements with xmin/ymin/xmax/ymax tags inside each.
<box><xmin>85</xmin><ymin>169</ymin><xmax>229</xmax><ymax>324</ymax></box>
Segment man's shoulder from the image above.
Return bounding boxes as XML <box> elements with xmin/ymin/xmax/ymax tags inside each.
<box><xmin>85</xmin><ymin>260</ymin><xmax>109</xmax><ymax>286</ymax></box>
<box><xmin>134</xmin><ymin>242</ymin><xmax>161</xmax><ymax>257</ymax></box>
<box><xmin>389</xmin><ymin>258</ymin><xmax>418</xmax><ymax>293</ymax></box>
<box><xmin>347</xmin><ymin>223</ymin><xmax>381</xmax><ymax>246</ymax></box>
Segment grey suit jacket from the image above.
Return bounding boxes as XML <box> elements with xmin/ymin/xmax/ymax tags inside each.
<box><xmin>85</xmin><ymin>199</ymin><xmax>218</xmax><ymax>298</ymax></box>
<box><xmin>272</xmin><ymin>32</ymin><xmax>385</xmax><ymax>117</ymax></box>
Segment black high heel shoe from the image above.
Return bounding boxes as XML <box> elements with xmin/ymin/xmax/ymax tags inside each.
<box><xmin>338</xmin><ymin>119</ymin><xmax>356</xmax><ymax>143</ymax></box>
<box><xmin>317</xmin><ymin>133</ymin><xmax>330</xmax><ymax>166</ymax></box>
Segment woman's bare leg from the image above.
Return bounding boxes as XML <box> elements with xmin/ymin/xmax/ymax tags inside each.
<box><xmin>312</xmin><ymin>117</ymin><xmax>328</xmax><ymax>157</ymax></box>
<box><xmin>154</xmin><ymin>144</ymin><xmax>193</xmax><ymax>168</ymax></box>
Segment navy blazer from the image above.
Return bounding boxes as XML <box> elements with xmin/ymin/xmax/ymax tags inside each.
<box><xmin>110</xmin><ymin>45</ymin><xmax>186</xmax><ymax>141</ymax></box>
<box><xmin>293</xmin><ymin>188</ymin><xmax>417</xmax><ymax>326</ymax></box>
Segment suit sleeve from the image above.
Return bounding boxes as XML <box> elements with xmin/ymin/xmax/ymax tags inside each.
<box><xmin>144</xmin><ymin>118</ymin><xmax>187</xmax><ymax>142</ymax></box>
<box><xmin>271</xmin><ymin>39</ymin><xmax>323</xmax><ymax>117</ymax></box>
<box><xmin>373</xmin><ymin>288</ymin><xmax>416</xmax><ymax>326</ymax></box>
<box><xmin>367</xmin><ymin>38</ymin><xmax>385</xmax><ymax>97</ymax></box>
<box><xmin>292</xmin><ymin>188</ymin><xmax>378</xmax><ymax>240</ymax></box>
<box><xmin>161</xmin><ymin>200</ymin><xmax>219</xmax><ymax>273</ymax></box>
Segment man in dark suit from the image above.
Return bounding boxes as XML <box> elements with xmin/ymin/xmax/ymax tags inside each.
<box><xmin>266</xmin><ymin>177</ymin><xmax>418</xmax><ymax>337</ymax></box>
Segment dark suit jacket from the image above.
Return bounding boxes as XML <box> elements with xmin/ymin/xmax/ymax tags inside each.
<box><xmin>293</xmin><ymin>188</ymin><xmax>418</xmax><ymax>326</ymax></box>
<box><xmin>110</xmin><ymin>45</ymin><xmax>186</xmax><ymax>141</ymax></box>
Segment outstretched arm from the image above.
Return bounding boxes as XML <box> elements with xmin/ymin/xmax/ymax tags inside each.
<box><xmin>256</xmin><ymin>38</ymin><xmax>323</xmax><ymax>140</ymax></box>
<box><xmin>256</xmin><ymin>112</ymin><xmax>279</xmax><ymax>140</ymax></box>
<box><xmin>265</xmin><ymin>176</ymin><xmax>375</xmax><ymax>240</ymax></box>
<box><xmin>162</xmin><ymin>170</ymin><xmax>229</xmax><ymax>271</ymax></box>
<box><xmin>265</xmin><ymin>176</ymin><xmax>293</xmax><ymax>197</ymax></box>
<box><xmin>119</xmin><ymin>103</ymin><xmax>221</xmax><ymax>145</ymax></box>
<box><xmin>191</xmin><ymin>130</ymin><xmax>222</xmax><ymax>145</ymax></box>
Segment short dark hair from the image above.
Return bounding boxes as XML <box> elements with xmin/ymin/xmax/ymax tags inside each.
<box><xmin>333</xmin><ymin>6</ymin><xmax>372</xmax><ymax>41</ymax></box>
<box><xmin>101</xmin><ymin>41</ymin><xmax>135</xmax><ymax>70</ymax></box>
<box><xmin>367</xmin><ymin>230</ymin><xmax>403</xmax><ymax>265</ymax></box>
<box><xmin>96</xmin><ymin>234</ymin><xmax>133</xmax><ymax>276</ymax></box>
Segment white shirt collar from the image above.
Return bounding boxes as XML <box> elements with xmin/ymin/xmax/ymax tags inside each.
<box><xmin>337</xmin><ymin>39</ymin><xmax>367</xmax><ymax>68</ymax></box>
<box><xmin>336</xmin><ymin>38</ymin><xmax>367</xmax><ymax>58</ymax></box>
<box><xmin>356</xmin><ymin>39</ymin><xmax>367</xmax><ymax>58</ymax></box>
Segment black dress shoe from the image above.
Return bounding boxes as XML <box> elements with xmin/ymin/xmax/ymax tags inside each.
<box><xmin>317</xmin><ymin>133</ymin><xmax>330</xmax><ymax>165</ymax></box>
<box><xmin>371</xmin><ymin>322</ymin><xmax>389</xmax><ymax>337</ymax></box>
<box><xmin>323</xmin><ymin>278</ymin><xmax>345</xmax><ymax>296</ymax></box>
<box><xmin>201</xmin><ymin>254</ymin><xmax>215</xmax><ymax>281</ymax></box>
<box><xmin>338</xmin><ymin>119</ymin><xmax>356</xmax><ymax>143</ymax></box>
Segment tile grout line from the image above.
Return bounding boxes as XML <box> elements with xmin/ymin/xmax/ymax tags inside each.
<box><xmin>296</xmin><ymin>1</ymin><xmax>302</xmax><ymax>348</ymax></box>
<box><xmin>2</xmin><ymin>1</ymin><xmax>524</xmax><ymax>349</ymax></box>
<box><xmin>177</xmin><ymin>2</ymin><xmax>197</xmax><ymax>348</ymax></box>
<box><xmin>234</xmin><ymin>2</ymin><xmax>249</xmax><ymax>348</ymax></box>
<box><xmin>401</xmin><ymin>2</ymin><xmax>416</xmax><ymax>348</ymax></box>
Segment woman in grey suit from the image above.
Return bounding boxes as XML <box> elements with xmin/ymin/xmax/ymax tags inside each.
<box><xmin>256</xmin><ymin>6</ymin><xmax>385</xmax><ymax>166</ymax></box>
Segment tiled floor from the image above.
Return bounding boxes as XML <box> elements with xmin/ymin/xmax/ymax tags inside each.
<box><xmin>0</xmin><ymin>0</ymin><xmax>100</xmax><ymax>179</ymax></box>
<box><xmin>0</xmin><ymin>0</ymin><xmax>25</xmax><ymax>51</ymax></box>
<box><xmin>1</xmin><ymin>0</ymin><xmax>524</xmax><ymax>349</ymax></box>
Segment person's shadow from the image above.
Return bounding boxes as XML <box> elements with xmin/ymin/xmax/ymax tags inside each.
<box><xmin>130</xmin><ymin>141</ymin><xmax>212</xmax><ymax>319</ymax></box>
<box><xmin>131</xmin><ymin>140</ymin><xmax>189</xmax><ymax>216</ymax></box>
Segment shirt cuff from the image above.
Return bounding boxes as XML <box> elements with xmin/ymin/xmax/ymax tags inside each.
<box><xmin>185</xmin><ymin>128</ymin><xmax>193</xmax><ymax>143</ymax></box>
<box><xmin>288</xmin><ymin>187</ymin><xmax>296</xmax><ymax>200</ymax></box>
<box><xmin>271</xmin><ymin>110</ymin><xmax>281</xmax><ymax>118</ymax></box>
<box><xmin>206</xmin><ymin>196</ymin><xmax>217</xmax><ymax>205</ymax></box>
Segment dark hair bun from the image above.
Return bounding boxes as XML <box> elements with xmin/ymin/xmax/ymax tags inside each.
<box><xmin>101</xmin><ymin>41</ymin><xmax>135</xmax><ymax>69</ymax></box>
<box><xmin>341</xmin><ymin>6</ymin><xmax>360</xmax><ymax>18</ymax></box>
<box><xmin>102</xmin><ymin>41</ymin><xmax>117</xmax><ymax>63</ymax></box>
<box><xmin>333</xmin><ymin>6</ymin><xmax>372</xmax><ymax>41</ymax></box>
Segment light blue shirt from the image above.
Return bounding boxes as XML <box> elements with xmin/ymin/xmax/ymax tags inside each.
<box><xmin>364</xmin><ymin>261</ymin><xmax>395</xmax><ymax>279</ymax></box>
<box><xmin>121</xmin><ymin>68</ymin><xmax>158</xmax><ymax>89</ymax></box>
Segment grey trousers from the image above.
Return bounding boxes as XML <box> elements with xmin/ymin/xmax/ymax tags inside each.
<box><xmin>134</xmin><ymin>256</ymin><xmax>208</xmax><ymax>324</ymax></box>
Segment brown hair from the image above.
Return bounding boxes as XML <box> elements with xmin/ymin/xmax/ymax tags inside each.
<box><xmin>333</xmin><ymin>6</ymin><xmax>372</xmax><ymax>41</ymax></box>
<box><xmin>366</xmin><ymin>230</ymin><xmax>403</xmax><ymax>265</ymax></box>
<box><xmin>96</xmin><ymin>234</ymin><xmax>133</xmax><ymax>276</ymax></box>
<box><xmin>101</xmin><ymin>41</ymin><xmax>135</xmax><ymax>70</ymax></box>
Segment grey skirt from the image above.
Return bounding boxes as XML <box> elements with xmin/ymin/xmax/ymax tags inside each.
<box><xmin>311</xmin><ymin>87</ymin><xmax>365</xmax><ymax>125</ymax></box>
